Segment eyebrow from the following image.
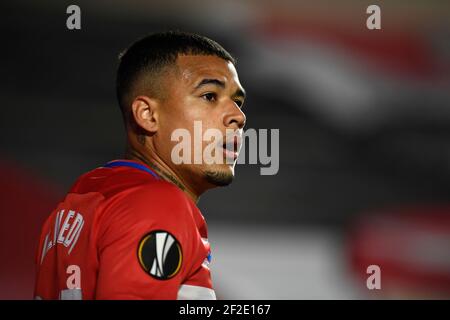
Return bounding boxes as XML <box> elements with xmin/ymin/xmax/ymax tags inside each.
<box><xmin>195</xmin><ymin>78</ymin><xmax>225</xmax><ymax>90</ymax></box>
<box><xmin>195</xmin><ymin>78</ymin><xmax>246</xmax><ymax>99</ymax></box>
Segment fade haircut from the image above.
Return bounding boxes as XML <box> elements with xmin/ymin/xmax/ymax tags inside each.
<box><xmin>116</xmin><ymin>31</ymin><xmax>235</xmax><ymax>122</ymax></box>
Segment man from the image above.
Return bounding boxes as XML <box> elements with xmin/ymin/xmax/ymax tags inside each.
<box><xmin>34</xmin><ymin>31</ymin><xmax>246</xmax><ymax>300</ymax></box>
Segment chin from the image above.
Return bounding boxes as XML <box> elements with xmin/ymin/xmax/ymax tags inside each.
<box><xmin>204</xmin><ymin>164</ymin><xmax>235</xmax><ymax>187</ymax></box>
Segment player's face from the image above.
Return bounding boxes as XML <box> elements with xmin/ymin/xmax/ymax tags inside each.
<box><xmin>157</xmin><ymin>55</ymin><xmax>246</xmax><ymax>189</ymax></box>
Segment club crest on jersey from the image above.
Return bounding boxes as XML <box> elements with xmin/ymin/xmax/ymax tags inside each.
<box><xmin>137</xmin><ymin>230</ymin><xmax>182</xmax><ymax>280</ymax></box>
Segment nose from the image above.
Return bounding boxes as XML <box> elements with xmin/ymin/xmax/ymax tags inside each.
<box><xmin>223</xmin><ymin>100</ymin><xmax>246</xmax><ymax>130</ymax></box>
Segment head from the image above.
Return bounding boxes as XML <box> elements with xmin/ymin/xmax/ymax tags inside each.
<box><xmin>117</xmin><ymin>31</ymin><xmax>246</xmax><ymax>195</ymax></box>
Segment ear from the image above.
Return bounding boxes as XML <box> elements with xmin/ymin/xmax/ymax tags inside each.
<box><xmin>130</xmin><ymin>96</ymin><xmax>159</xmax><ymax>133</ymax></box>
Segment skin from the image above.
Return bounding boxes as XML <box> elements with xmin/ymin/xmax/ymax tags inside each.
<box><xmin>124</xmin><ymin>54</ymin><xmax>246</xmax><ymax>203</ymax></box>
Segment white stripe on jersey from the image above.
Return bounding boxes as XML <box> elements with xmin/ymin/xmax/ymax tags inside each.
<box><xmin>177</xmin><ymin>284</ymin><xmax>216</xmax><ymax>300</ymax></box>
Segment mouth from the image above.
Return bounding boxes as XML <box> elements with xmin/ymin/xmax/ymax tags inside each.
<box><xmin>222</xmin><ymin>135</ymin><xmax>241</xmax><ymax>161</ymax></box>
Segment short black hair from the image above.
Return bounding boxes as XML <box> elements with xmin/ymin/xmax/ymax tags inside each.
<box><xmin>116</xmin><ymin>31</ymin><xmax>235</xmax><ymax>121</ymax></box>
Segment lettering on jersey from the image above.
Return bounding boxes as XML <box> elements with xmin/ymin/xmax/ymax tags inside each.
<box><xmin>40</xmin><ymin>209</ymin><xmax>85</xmax><ymax>264</ymax></box>
<box><xmin>137</xmin><ymin>230</ymin><xmax>183</xmax><ymax>280</ymax></box>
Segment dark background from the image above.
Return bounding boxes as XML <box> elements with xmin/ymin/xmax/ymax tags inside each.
<box><xmin>1</xmin><ymin>0</ymin><xmax>449</xmax><ymax>299</ymax></box>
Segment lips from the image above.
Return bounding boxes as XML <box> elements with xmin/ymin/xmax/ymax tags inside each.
<box><xmin>222</xmin><ymin>135</ymin><xmax>241</xmax><ymax>161</ymax></box>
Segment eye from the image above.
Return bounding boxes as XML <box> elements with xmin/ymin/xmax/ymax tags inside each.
<box><xmin>201</xmin><ymin>92</ymin><xmax>217</xmax><ymax>102</ymax></box>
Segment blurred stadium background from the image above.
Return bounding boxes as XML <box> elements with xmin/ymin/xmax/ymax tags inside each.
<box><xmin>1</xmin><ymin>0</ymin><xmax>449</xmax><ymax>299</ymax></box>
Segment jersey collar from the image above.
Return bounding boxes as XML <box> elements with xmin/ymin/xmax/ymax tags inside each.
<box><xmin>103</xmin><ymin>160</ymin><xmax>160</xmax><ymax>180</ymax></box>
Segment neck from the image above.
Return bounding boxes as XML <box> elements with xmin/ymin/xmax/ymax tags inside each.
<box><xmin>124</xmin><ymin>145</ymin><xmax>200</xmax><ymax>203</ymax></box>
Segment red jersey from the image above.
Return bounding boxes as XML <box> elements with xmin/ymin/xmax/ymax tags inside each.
<box><xmin>34</xmin><ymin>160</ymin><xmax>215</xmax><ymax>300</ymax></box>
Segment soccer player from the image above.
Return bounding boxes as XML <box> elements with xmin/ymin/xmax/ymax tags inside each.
<box><xmin>34</xmin><ymin>31</ymin><xmax>246</xmax><ymax>300</ymax></box>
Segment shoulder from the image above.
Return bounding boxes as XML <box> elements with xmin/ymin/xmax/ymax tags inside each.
<box><xmin>113</xmin><ymin>180</ymin><xmax>191</xmax><ymax>212</ymax></box>
<box><xmin>98</xmin><ymin>179</ymin><xmax>195</xmax><ymax>232</ymax></box>
<box><xmin>96</xmin><ymin>180</ymin><xmax>198</xmax><ymax>254</ymax></box>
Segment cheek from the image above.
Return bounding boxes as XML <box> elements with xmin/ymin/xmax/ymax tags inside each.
<box><xmin>179</xmin><ymin>96</ymin><xmax>223</xmax><ymax>131</ymax></box>
<box><xmin>160</xmin><ymin>98</ymin><xmax>191</xmax><ymax>131</ymax></box>
<box><xmin>159</xmin><ymin>97</ymin><xmax>225</xmax><ymax>152</ymax></box>
<box><xmin>165</xmin><ymin>96</ymin><xmax>204</xmax><ymax>128</ymax></box>
<box><xmin>182</xmin><ymin>96</ymin><xmax>208</xmax><ymax>119</ymax></box>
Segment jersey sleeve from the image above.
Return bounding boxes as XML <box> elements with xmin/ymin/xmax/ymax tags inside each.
<box><xmin>94</xmin><ymin>182</ymin><xmax>201</xmax><ymax>299</ymax></box>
